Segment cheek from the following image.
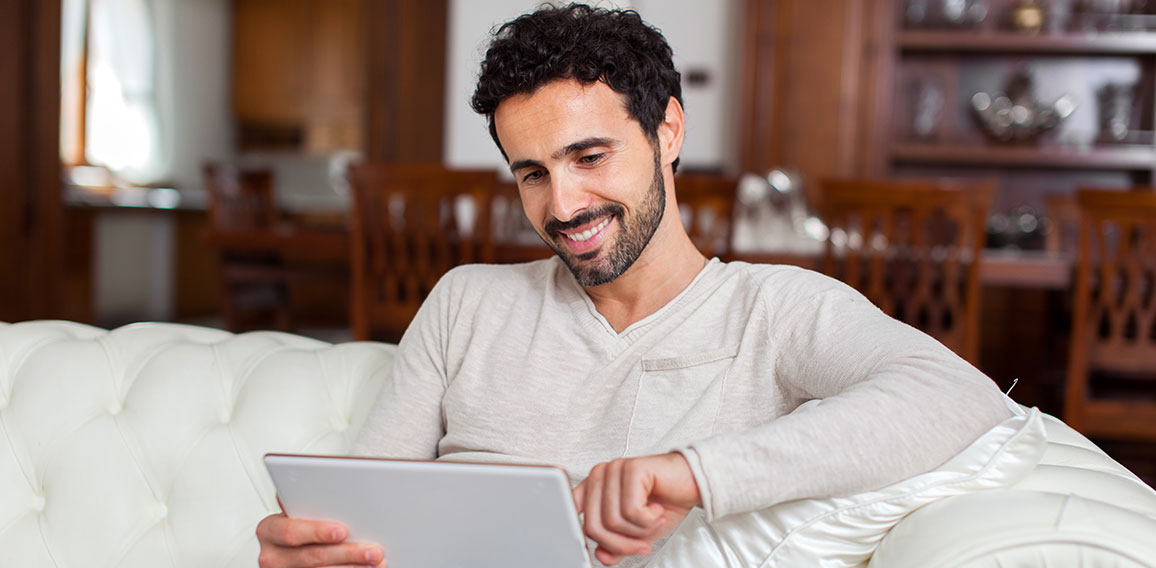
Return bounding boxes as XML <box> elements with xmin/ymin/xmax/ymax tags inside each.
<box><xmin>519</xmin><ymin>192</ymin><xmax>550</xmax><ymax>226</ymax></box>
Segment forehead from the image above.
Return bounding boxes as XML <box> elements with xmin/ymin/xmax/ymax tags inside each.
<box><xmin>493</xmin><ymin>79</ymin><xmax>637</xmax><ymax>159</ymax></box>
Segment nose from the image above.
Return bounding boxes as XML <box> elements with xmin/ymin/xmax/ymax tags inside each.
<box><xmin>548</xmin><ymin>170</ymin><xmax>592</xmax><ymax>223</ymax></box>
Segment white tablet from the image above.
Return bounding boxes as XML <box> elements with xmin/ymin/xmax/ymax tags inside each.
<box><xmin>264</xmin><ymin>453</ymin><xmax>591</xmax><ymax>568</ymax></box>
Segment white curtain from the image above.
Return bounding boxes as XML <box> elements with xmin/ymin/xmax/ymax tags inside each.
<box><xmin>60</xmin><ymin>0</ymin><xmax>86</xmax><ymax>164</ymax></box>
<box><xmin>86</xmin><ymin>0</ymin><xmax>166</xmax><ymax>185</ymax></box>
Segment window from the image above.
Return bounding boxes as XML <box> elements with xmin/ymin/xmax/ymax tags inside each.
<box><xmin>61</xmin><ymin>0</ymin><xmax>165</xmax><ymax>186</ymax></box>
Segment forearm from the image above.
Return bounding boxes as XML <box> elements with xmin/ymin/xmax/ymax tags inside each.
<box><xmin>682</xmin><ymin>288</ymin><xmax>1011</xmax><ymax>520</ymax></box>
<box><xmin>683</xmin><ymin>365</ymin><xmax>1010</xmax><ymax>520</ymax></box>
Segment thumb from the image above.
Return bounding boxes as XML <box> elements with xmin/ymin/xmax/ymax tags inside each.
<box><xmin>572</xmin><ymin>481</ymin><xmax>586</xmax><ymax>514</ymax></box>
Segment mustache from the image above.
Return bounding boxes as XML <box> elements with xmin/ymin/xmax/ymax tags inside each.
<box><xmin>544</xmin><ymin>204</ymin><xmax>624</xmax><ymax>236</ymax></box>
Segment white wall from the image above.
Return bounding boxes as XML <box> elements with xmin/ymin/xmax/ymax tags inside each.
<box><xmin>154</xmin><ymin>0</ymin><xmax>234</xmax><ymax>192</ymax></box>
<box><xmin>444</xmin><ymin>0</ymin><xmax>741</xmax><ymax>173</ymax></box>
<box><xmin>93</xmin><ymin>0</ymin><xmax>234</xmax><ymax>324</ymax></box>
<box><xmin>94</xmin><ymin>211</ymin><xmax>175</xmax><ymax>324</ymax></box>
<box><xmin>633</xmin><ymin>0</ymin><xmax>741</xmax><ymax>172</ymax></box>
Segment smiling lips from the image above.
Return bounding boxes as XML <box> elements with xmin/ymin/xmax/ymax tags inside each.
<box><xmin>562</xmin><ymin>216</ymin><xmax>612</xmax><ymax>242</ymax></box>
<box><xmin>558</xmin><ymin>215</ymin><xmax>613</xmax><ymax>254</ymax></box>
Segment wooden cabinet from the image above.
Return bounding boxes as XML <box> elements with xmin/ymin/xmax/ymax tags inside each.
<box><xmin>873</xmin><ymin>0</ymin><xmax>1156</xmax><ymax>243</ymax></box>
<box><xmin>738</xmin><ymin>0</ymin><xmax>887</xmax><ymax>183</ymax></box>
<box><xmin>232</xmin><ymin>0</ymin><xmax>365</xmax><ymax>153</ymax></box>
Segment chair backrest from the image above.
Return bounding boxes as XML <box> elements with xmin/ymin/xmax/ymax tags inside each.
<box><xmin>347</xmin><ymin>163</ymin><xmax>497</xmax><ymax>341</ymax></box>
<box><xmin>814</xmin><ymin>178</ymin><xmax>994</xmax><ymax>363</ymax></box>
<box><xmin>203</xmin><ymin>162</ymin><xmax>278</xmax><ymax>230</ymax></box>
<box><xmin>674</xmin><ymin>173</ymin><xmax>739</xmax><ymax>259</ymax></box>
<box><xmin>1065</xmin><ymin>188</ymin><xmax>1156</xmax><ymax>441</ymax></box>
<box><xmin>1044</xmin><ymin>192</ymin><xmax>1080</xmax><ymax>255</ymax></box>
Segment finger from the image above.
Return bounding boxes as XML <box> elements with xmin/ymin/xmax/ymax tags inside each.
<box><xmin>620</xmin><ymin>461</ymin><xmax>663</xmax><ymax>530</ymax></box>
<box><xmin>572</xmin><ymin>481</ymin><xmax>586</xmax><ymax>514</ymax></box>
<box><xmin>258</xmin><ymin>514</ymin><xmax>349</xmax><ymax>548</ymax></box>
<box><xmin>595</xmin><ymin>545</ymin><xmax>625</xmax><ymax>566</ymax></box>
<box><xmin>284</xmin><ymin>542</ymin><xmax>384</xmax><ymax>568</ymax></box>
<box><xmin>582</xmin><ymin>466</ymin><xmax>604</xmax><ymax>535</ymax></box>
<box><xmin>583</xmin><ymin>465</ymin><xmax>651</xmax><ymax>558</ymax></box>
<box><xmin>601</xmin><ymin>461</ymin><xmax>649</xmax><ymax>537</ymax></box>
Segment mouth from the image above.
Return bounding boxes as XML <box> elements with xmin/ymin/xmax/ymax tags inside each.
<box><xmin>560</xmin><ymin>216</ymin><xmax>612</xmax><ymax>243</ymax></box>
<box><xmin>551</xmin><ymin>214</ymin><xmax>615</xmax><ymax>255</ymax></box>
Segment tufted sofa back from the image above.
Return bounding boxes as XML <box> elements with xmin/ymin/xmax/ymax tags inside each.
<box><xmin>0</xmin><ymin>321</ymin><xmax>396</xmax><ymax>568</ymax></box>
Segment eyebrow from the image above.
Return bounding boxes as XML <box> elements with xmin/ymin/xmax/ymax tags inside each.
<box><xmin>508</xmin><ymin>136</ymin><xmax>618</xmax><ymax>175</ymax></box>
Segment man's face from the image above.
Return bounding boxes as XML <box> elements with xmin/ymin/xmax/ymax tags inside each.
<box><xmin>494</xmin><ymin>80</ymin><xmax>667</xmax><ymax>286</ymax></box>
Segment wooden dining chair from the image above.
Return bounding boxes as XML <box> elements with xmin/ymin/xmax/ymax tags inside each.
<box><xmin>674</xmin><ymin>173</ymin><xmax>739</xmax><ymax>259</ymax></box>
<box><xmin>1065</xmin><ymin>188</ymin><xmax>1156</xmax><ymax>441</ymax></box>
<box><xmin>814</xmin><ymin>178</ymin><xmax>995</xmax><ymax>364</ymax></box>
<box><xmin>202</xmin><ymin>162</ymin><xmax>348</xmax><ymax>332</ymax></box>
<box><xmin>202</xmin><ymin>162</ymin><xmax>293</xmax><ymax>331</ymax></box>
<box><xmin>347</xmin><ymin>163</ymin><xmax>498</xmax><ymax>342</ymax></box>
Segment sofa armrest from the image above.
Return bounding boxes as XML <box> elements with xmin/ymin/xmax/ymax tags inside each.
<box><xmin>871</xmin><ymin>412</ymin><xmax>1156</xmax><ymax>567</ymax></box>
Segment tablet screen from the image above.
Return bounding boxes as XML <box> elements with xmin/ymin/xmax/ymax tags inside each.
<box><xmin>265</xmin><ymin>454</ymin><xmax>591</xmax><ymax>568</ymax></box>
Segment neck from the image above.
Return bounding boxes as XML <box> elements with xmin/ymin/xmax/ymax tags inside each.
<box><xmin>583</xmin><ymin>193</ymin><xmax>708</xmax><ymax>333</ymax></box>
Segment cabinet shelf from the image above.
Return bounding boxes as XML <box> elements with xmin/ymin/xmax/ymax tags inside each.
<box><xmin>899</xmin><ymin>30</ymin><xmax>1156</xmax><ymax>55</ymax></box>
<box><xmin>891</xmin><ymin>143</ymin><xmax>1156</xmax><ymax>170</ymax></box>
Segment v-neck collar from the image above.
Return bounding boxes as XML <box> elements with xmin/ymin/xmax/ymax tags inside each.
<box><xmin>560</xmin><ymin>258</ymin><xmax>722</xmax><ymax>350</ymax></box>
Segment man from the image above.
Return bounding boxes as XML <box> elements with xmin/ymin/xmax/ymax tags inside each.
<box><xmin>257</xmin><ymin>4</ymin><xmax>1012</xmax><ymax>567</ymax></box>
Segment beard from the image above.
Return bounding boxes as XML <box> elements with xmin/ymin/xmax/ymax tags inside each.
<box><xmin>542</xmin><ymin>152</ymin><xmax>666</xmax><ymax>287</ymax></box>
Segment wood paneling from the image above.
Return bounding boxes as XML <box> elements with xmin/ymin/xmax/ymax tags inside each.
<box><xmin>308</xmin><ymin>0</ymin><xmax>366</xmax><ymax>151</ymax></box>
<box><xmin>232</xmin><ymin>0</ymin><xmax>366</xmax><ymax>152</ymax></box>
<box><xmin>0</xmin><ymin>0</ymin><xmax>27</xmax><ymax>322</ymax></box>
<box><xmin>0</xmin><ymin>0</ymin><xmax>66</xmax><ymax>322</ymax></box>
<box><xmin>232</xmin><ymin>0</ymin><xmax>445</xmax><ymax>158</ymax></box>
<box><xmin>232</xmin><ymin>0</ymin><xmax>310</xmax><ymax>124</ymax></box>
<box><xmin>738</xmin><ymin>0</ymin><xmax>887</xmax><ymax>183</ymax></box>
<box><xmin>364</xmin><ymin>0</ymin><xmax>447</xmax><ymax>162</ymax></box>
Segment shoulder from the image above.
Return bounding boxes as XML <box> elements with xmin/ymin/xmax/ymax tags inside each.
<box><xmin>403</xmin><ymin>258</ymin><xmax>566</xmax><ymax>345</ymax></box>
<box><xmin>709</xmin><ymin>260</ymin><xmax>879</xmax><ymax>325</ymax></box>
<box><xmin>438</xmin><ymin>258</ymin><xmax>562</xmax><ymax>290</ymax></box>
<box><xmin>716</xmin><ymin>260</ymin><xmax>857</xmax><ymax>299</ymax></box>
<box><xmin>428</xmin><ymin>258</ymin><xmax>566</xmax><ymax>306</ymax></box>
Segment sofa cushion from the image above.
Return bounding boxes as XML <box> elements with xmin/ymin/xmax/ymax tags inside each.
<box><xmin>868</xmin><ymin>411</ymin><xmax>1156</xmax><ymax>567</ymax></box>
<box><xmin>0</xmin><ymin>321</ymin><xmax>396</xmax><ymax>568</ymax></box>
<box><xmin>648</xmin><ymin>398</ymin><xmax>1046</xmax><ymax>567</ymax></box>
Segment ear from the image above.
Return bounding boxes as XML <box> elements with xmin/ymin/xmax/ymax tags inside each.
<box><xmin>656</xmin><ymin>96</ymin><xmax>685</xmax><ymax>168</ymax></box>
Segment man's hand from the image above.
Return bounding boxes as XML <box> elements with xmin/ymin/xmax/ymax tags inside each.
<box><xmin>572</xmin><ymin>452</ymin><xmax>702</xmax><ymax>566</ymax></box>
<box><xmin>256</xmin><ymin>512</ymin><xmax>385</xmax><ymax>568</ymax></box>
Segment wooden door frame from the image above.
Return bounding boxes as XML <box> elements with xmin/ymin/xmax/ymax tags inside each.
<box><xmin>0</xmin><ymin>0</ymin><xmax>66</xmax><ymax>322</ymax></box>
<box><xmin>364</xmin><ymin>0</ymin><xmax>448</xmax><ymax>163</ymax></box>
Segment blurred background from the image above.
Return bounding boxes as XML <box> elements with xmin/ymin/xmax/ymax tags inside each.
<box><xmin>2</xmin><ymin>0</ymin><xmax>1154</xmax><ymax>479</ymax></box>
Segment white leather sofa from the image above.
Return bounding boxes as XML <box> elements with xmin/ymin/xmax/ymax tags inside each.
<box><xmin>0</xmin><ymin>321</ymin><xmax>395</xmax><ymax>568</ymax></box>
<box><xmin>1</xmin><ymin>320</ymin><xmax>1155</xmax><ymax>567</ymax></box>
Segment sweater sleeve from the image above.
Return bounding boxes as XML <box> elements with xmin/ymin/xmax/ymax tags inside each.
<box><xmin>349</xmin><ymin>271</ymin><xmax>460</xmax><ymax>459</ymax></box>
<box><xmin>680</xmin><ymin>278</ymin><xmax>1012</xmax><ymax>521</ymax></box>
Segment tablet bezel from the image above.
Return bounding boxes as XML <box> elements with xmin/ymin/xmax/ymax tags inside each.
<box><xmin>264</xmin><ymin>453</ymin><xmax>591</xmax><ymax>568</ymax></box>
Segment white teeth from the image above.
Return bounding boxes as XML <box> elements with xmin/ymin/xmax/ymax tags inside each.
<box><xmin>563</xmin><ymin>217</ymin><xmax>611</xmax><ymax>242</ymax></box>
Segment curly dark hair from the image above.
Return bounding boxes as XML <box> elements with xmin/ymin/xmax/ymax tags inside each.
<box><xmin>471</xmin><ymin>3</ymin><xmax>683</xmax><ymax>172</ymax></box>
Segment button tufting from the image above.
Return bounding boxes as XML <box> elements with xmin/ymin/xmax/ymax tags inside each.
<box><xmin>107</xmin><ymin>401</ymin><xmax>123</xmax><ymax>416</ymax></box>
<box><xmin>155</xmin><ymin>503</ymin><xmax>168</xmax><ymax>520</ymax></box>
<box><xmin>219</xmin><ymin>410</ymin><xmax>232</xmax><ymax>424</ymax></box>
<box><xmin>30</xmin><ymin>495</ymin><xmax>45</xmax><ymax>513</ymax></box>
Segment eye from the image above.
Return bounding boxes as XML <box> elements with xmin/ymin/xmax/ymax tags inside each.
<box><xmin>578</xmin><ymin>153</ymin><xmax>604</xmax><ymax>166</ymax></box>
<box><xmin>521</xmin><ymin>169</ymin><xmax>545</xmax><ymax>184</ymax></box>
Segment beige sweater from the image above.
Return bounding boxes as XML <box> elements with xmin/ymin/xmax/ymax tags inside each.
<box><xmin>352</xmin><ymin>258</ymin><xmax>1010</xmax><ymax>561</ymax></box>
